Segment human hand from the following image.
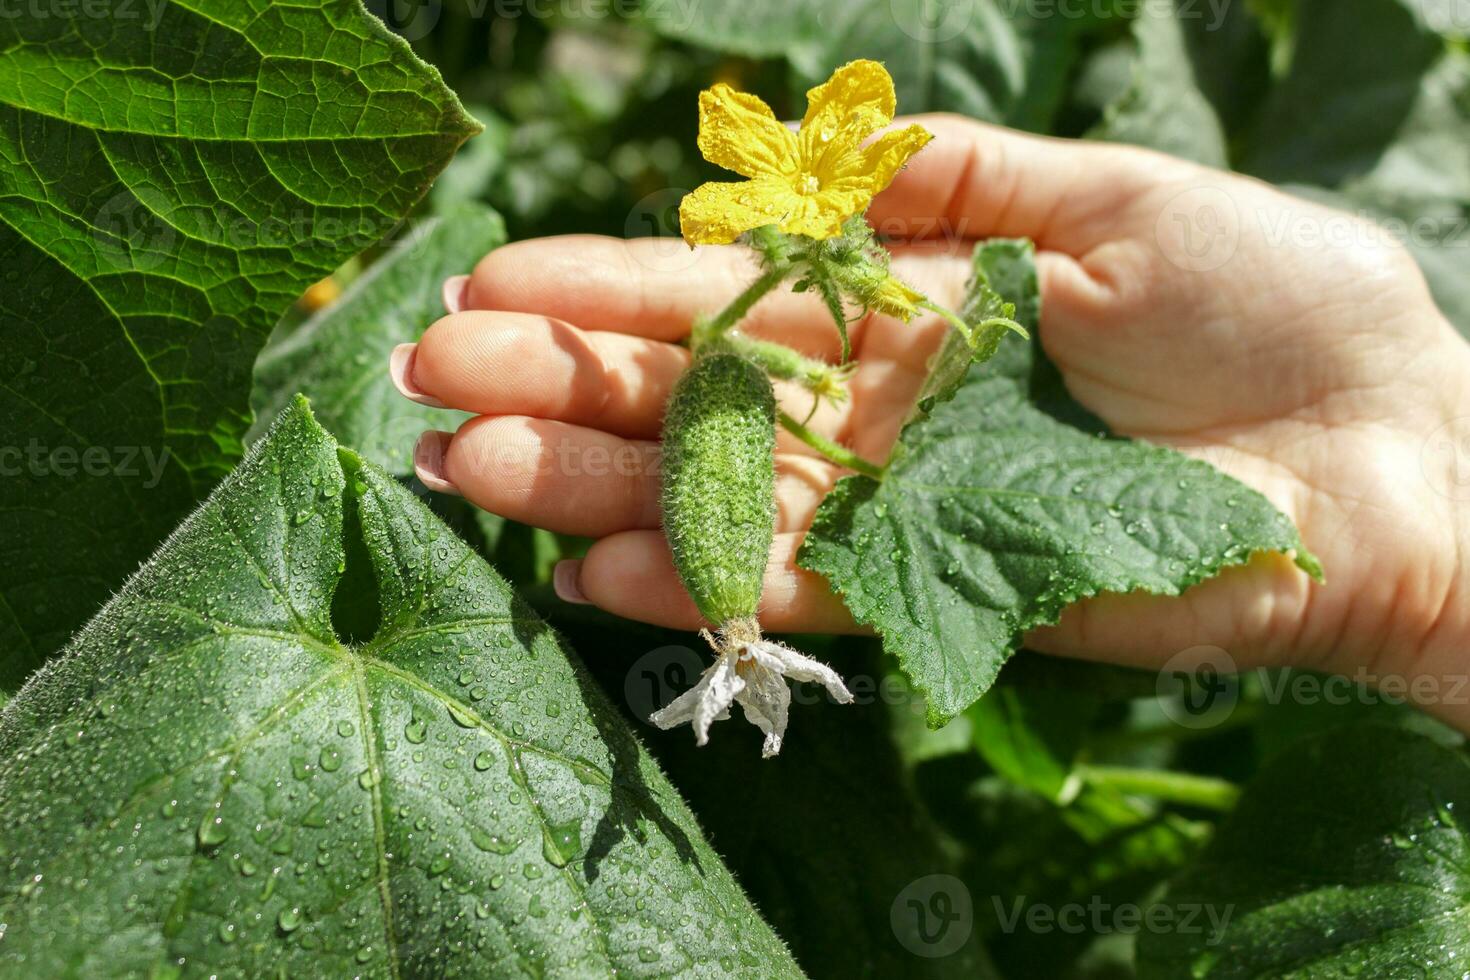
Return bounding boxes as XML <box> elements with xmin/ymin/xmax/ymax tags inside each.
<box><xmin>393</xmin><ymin>115</ymin><xmax>1470</xmax><ymax>725</ymax></box>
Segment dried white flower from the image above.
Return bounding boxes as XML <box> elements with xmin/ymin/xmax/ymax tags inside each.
<box><xmin>650</xmin><ymin>619</ymin><xmax>853</xmax><ymax>758</ymax></box>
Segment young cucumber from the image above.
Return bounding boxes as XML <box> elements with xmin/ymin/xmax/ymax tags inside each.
<box><xmin>660</xmin><ymin>352</ymin><xmax>776</xmax><ymax>628</ymax></box>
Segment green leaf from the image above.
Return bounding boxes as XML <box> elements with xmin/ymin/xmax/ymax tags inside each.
<box><xmin>913</xmin><ymin>238</ymin><xmax>1036</xmax><ymax>422</ymax></box>
<box><xmin>1138</xmin><ymin>726</ymin><xmax>1470</xmax><ymax>978</ymax></box>
<box><xmin>1089</xmin><ymin>0</ymin><xmax>1229</xmax><ymax>167</ymax></box>
<box><xmin>252</xmin><ymin>204</ymin><xmax>505</xmax><ymax>475</ymax></box>
<box><xmin>0</xmin><ymin>0</ymin><xmax>478</xmax><ymax>689</ymax></box>
<box><xmin>1244</xmin><ymin>0</ymin><xmax>1457</xmax><ymax>188</ymax></box>
<box><xmin>645</xmin><ymin>0</ymin><xmax>1102</xmax><ymax>129</ymax></box>
<box><xmin>799</xmin><ymin>240</ymin><xmax>1318</xmax><ymax>725</ymax></box>
<box><xmin>0</xmin><ymin>398</ymin><xmax>800</xmax><ymax>977</ymax></box>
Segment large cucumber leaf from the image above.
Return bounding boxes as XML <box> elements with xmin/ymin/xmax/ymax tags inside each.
<box><xmin>1139</xmin><ymin>726</ymin><xmax>1470</xmax><ymax>978</ymax></box>
<box><xmin>0</xmin><ymin>398</ymin><xmax>799</xmax><ymax>978</ymax></box>
<box><xmin>799</xmin><ymin>240</ymin><xmax>1317</xmax><ymax>725</ymax></box>
<box><xmin>0</xmin><ymin>0</ymin><xmax>478</xmax><ymax>688</ymax></box>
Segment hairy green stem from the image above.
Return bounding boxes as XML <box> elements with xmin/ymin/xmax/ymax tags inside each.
<box><xmin>700</xmin><ymin>264</ymin><xmax>792</xmax><ymax>342</ymax></box>
<box><xmin>777</xmin><ymin>410</ymin><xmax>886</xmax><ymax>480</ymax></box>
<box><xmin>709</xmin><ymin>333</ymin><xmax>852</xmax><ymax>399</ymax></box>
<box><xmin>919</xmin><ymin>299</ymin><xmax>1029</xmax><ymax>343</ymax></box>
<box><xmin>1078</xmin><ymin>765</ymin><xmax>1241</xmax><ymax>812</ymax></box>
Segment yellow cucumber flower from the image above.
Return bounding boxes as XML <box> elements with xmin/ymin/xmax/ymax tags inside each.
<box><xmin>679</xmin><ymin>60</ymin><xmax>933</xmax><ymax>245</ymax></box>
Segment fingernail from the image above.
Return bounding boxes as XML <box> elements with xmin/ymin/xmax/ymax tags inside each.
<box><xmin>554</xmin><ymin>560</ymin><xmax>591</xmax><ymax>605</ymax></box>
<box><xmin>413</xmin><ymin>430</ymin><xmax>460</xmax><ymax>495</ymax></box>
<box><xmin>442</xmin><ymin>274</ymin><xmax>471</xmax><ymax>314</ymax></box>
<box><xmin>389</xmin><ymin>343</ymin><xmax>446</xmax><ymax>408</ymax></box>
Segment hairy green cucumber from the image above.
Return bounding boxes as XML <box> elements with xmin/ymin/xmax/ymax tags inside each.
<box><xmin>661</xmin><ymin>353</ymin><xmax>777</xmax><ymax>626</ymax></box>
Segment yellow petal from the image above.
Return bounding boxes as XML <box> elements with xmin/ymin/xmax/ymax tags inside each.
<box><xmin>857</xmin><ymin>123</ymin><xmax>933</xmax><ymax>194</ymax></box>
<box><xmin>798</xmin><ymin>60</ymin><xmax>897</xmax><ymax>165</ymax></box>
<box><xmin>776</xmin><ymin>192</ymin><xmax>853</xmax><ymax>240</ymax></box>
<box><xmin>697</xmin><ymin>84</ymin><xmax>799</xmax><ymax>179</ymax></box>
<box><xmin>679</xmin><ymin>177</ymin><xmax>798</xmax><ymax>245</ymax></box>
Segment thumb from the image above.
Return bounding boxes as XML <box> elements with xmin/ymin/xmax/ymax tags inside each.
<box><xmin>869</xmin><ymin>113</ymin><xmax>1189</xmax><ymax>255</ymax></box>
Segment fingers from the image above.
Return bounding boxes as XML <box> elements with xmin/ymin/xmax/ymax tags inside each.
<box><xmin>1024</xmin><ymin>553</ymin><xmax>1314</xmax><ymax>671</ymax></box>
<box><xmin>870</xmin><ymin>114</ymin><xmax>1189</xmax><ymax>254</ymax></box>
<box><xmin>556</xmin><ymin>531</ymin><xmax>856</xmax><ymax>633</ymax></box>
<box><xmin>400</xmin><ymin>310</ymin><xmax>857</xmax><ymax>447</ymax></box>
<box><xmin>460</xmin><ymin>235</ymin><xmax>857</xmax><ymax>359</ymax></box>
<box><xmin>414</xmin><ymin>416</ymin><xmax>837</xmax><ymax>539</ymax></box>
<box><xmin>399</xmin><ymin>311</ymin><xmax>690</xmax><ymax>439</ymax></box>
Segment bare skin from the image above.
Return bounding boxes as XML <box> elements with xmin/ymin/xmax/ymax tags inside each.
<box><xmin>393</xmin><ymin>114</ymin><xmax>1470</xmax><ymax>730</ymax></box>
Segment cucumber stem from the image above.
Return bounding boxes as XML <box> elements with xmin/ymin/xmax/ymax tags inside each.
<box><xmin>776</xmin><ymin>410</ymin><xmax>886</xmax><ymax>480</ymax></box>
<box><xmin>1077</xmin><ymin>765</ymin><xmax>1241</xmax><ymax>812</ymax></box>
<box><xmin>701</xmin><ymin>264</ymin><xmax>791</xmax><ymax>341</ymax></box>
<box><xmin>919</xmin><ymin>298</ymin><xmax>1030</xmax><ymax>345</ymax></box>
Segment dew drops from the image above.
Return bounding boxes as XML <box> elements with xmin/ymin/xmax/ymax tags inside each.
<box><xmin>470</xmin><ymin>828</ymin><xmax>517</xmax><ymax>855</ymax></box>
<box><xmin>542</xmin><ymin>820</ymin><xmax>582</xmax><ymax>869</ymax></box>
<box><xmin>277</xmin><ymin>907</ymin><xmax>301</xmax><ymax>932</ymax></box>
<box><xmin>197</xmin><ymin>814</ymin><xmax>228</xmax><ymax>848</ymax></box>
